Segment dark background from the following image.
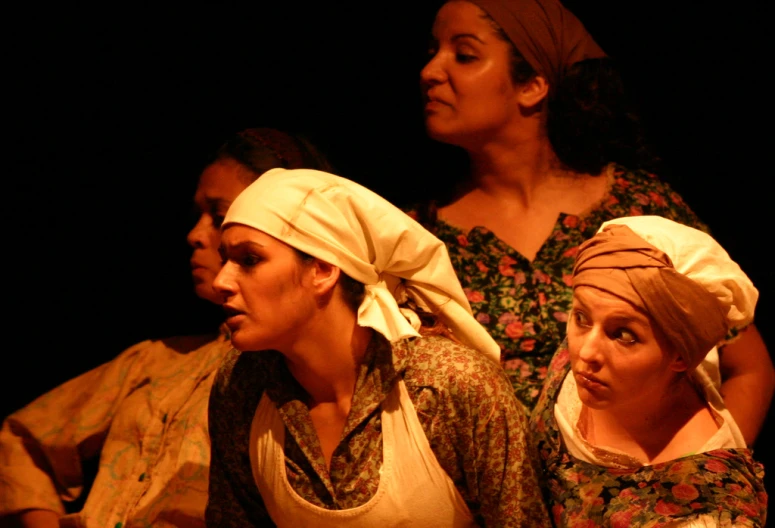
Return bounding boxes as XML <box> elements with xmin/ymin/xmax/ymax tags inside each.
<box><xmin>4</xmin><ymin>0</ymin><xmax>772</xmax><ymax>495</ymax></box>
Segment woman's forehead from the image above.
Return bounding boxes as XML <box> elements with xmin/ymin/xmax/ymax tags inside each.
<box><xmin>221</xmin><ymin>224</ymin><xmax>282</xmax><ymax>248</ymax></box>
<box><xmin>574</xmin><ymin>286</ymin><xmax>650</xmax><ymax>321</ymax></box>
<box><xmin>433</xmin><ymin>1</ymin><xmax>492</xmax><ymax>36</ymax></box>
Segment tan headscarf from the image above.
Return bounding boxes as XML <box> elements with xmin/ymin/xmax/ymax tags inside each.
<box><xmin>573</xmin><ymin>216</ymin><xmax>758</xmax><ymax>370</ymax></box>
<box><xmin>468</xmin><ymin>0</ymin><xmax>606</xmax><ymax>89</ymax></box>
<box><xmin>223</xmin><ymin>168</ymin><xmax>501</xmax><ymax>364</ymax></box>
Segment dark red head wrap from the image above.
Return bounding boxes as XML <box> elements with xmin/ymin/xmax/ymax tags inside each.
<box><xmin>468</xmin><ymin>0</ymin><xmax>606</xmax><ymax>89</ymax></box>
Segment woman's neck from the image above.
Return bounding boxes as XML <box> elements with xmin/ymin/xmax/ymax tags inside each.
<box><xmin>580</xmin><ymin>377</ymin><xmax>710</xmax><ymax>463</ymax></box>
<box><xmin>283</xmin><ymin>311</ymin><xmax>373</xmax><ymax>407</ymax></box>
<box><xmin>465</xmin><ymin>132</ymin><xmax>599</xmax><ymax>209</ymax></box>
<box><xmin>438</xmin><ymin>129</ymin><xmax>610</xmax><ymax>260</ymax></box>
<box><xmin>282</xmin><ymin>309</ymin><xmax>375</xmax><ymax>471</ymax></box>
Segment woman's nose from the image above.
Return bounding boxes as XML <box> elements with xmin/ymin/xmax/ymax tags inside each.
<box><xmin>187</xmin><ymin>217</ymin><xmax>207</xmax><ymax>249</ymax></box>
<box><xmin>577</xmin><ymin>331</ymin><xmax>604</xmax><ymax>365</ymax></box>
<box><xmin>420</xmin><ymin>53</ymin><xmax>447</xmax><ymax>89</ymax></box>
<box><xmin>212</xmin><ymin>263</ymin><xmax>235</xmax><ymax>298</ymax></box>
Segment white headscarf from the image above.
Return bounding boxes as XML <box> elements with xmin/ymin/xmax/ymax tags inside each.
<box><xmin>223</xmin><ymin>168</ymin><xmax>501</xmax><ymax>364</ymax></box>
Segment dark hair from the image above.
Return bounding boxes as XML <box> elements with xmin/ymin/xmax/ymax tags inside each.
<box><xmin>209</xmin><ymin>128</ymin><xmax>335</xmax><ymax>184</ymax></box>
<box><xmin>547</xmin><ymin>58</ymin><xmax>659</xmax><ymax>174</ymax></box>
<box><xmin>294</xmin><ymin>249</ymin><xmax>458</xmax><ymax>340</ymax></box>
<box><xmin>293</xmin><ymin>250</ymin><xmax>366</xmax><ymax>312</ymax></box>
<box><xmin>483</xmin><ymin>10</ymin><xmax>659</xmax><ymax>175</ymax></box>
<box><xmin>339</xmin><ymin>275</ymin><xmax>367</xmax><ymax>313</ymax></box>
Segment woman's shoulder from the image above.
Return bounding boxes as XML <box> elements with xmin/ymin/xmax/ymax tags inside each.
<box><xmin>603</xmin><ymin>164</ymin><xmax>710</xmax><ymax>233</ymax></box>
<box><xmin>402</xmin><ymin>335</ymin><xmax>513</xmax><ymax>397</ymax></box>
<box><xmin>609</xmin><ymin>164</ymin><xmax>680</xmax><ymax>197</ymax></box>
<box><xmin>211</xmin><ymin>349</ymin><xmax>274</xmax><ymax>400</ymax></box>
<box><xmin>208</xmin><ymin>350</ymin><xmax>279</xmax><ymax>439</ymax></box>
<box><xmin>81</xmin><ymin>332</ymin><xmax>226</xmax><ymax>384</ymax></box>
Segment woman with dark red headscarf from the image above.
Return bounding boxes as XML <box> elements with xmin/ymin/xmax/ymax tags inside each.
<box><xmin>530</xmin><ymin>215</ymin><xmax>767</xmax><ymax>526</ymax></box>
<box><xmin>409</xmin><ymin>0</ymin><xmax>774</xmax><ymax>446</ymax></box>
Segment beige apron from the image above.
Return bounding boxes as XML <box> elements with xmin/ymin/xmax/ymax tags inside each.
<box><xmin>249</xmin><ymin>379</ymin><xmax>477</xmax><ymax>527</ymax></box>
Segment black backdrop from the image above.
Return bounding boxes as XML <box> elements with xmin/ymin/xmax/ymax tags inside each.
<box><xmin>4</xmin><ymin>0</ymin><xmax>772</xmax><ymax>494</ymax></box>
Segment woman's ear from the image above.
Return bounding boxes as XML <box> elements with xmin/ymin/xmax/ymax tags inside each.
<box><xmin>669</xmin><ymin>355</ymin><xmax>689</xmax><ymax>373</ymax></box>
<box><xmin>310</xmin><ymin>259</ymin><xmax>340</xmax><ymax>297</ymax></box>
<box><xmin>517</xmin><ymin>75</ymin><xmax>550</xmax><ymax>109</ymax></box>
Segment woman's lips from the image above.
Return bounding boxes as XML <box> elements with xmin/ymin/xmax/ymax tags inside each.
<box><xmin>575</xmin><ymin>371</ymin><xmax>606</xmax><ymax>390</ymax></box>
<box><xmin>222</xmin><ymin>305</ymin><xmax>244</xmax><ymax>328</ymax></box>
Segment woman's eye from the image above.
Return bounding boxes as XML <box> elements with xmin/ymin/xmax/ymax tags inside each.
<box><xmin>456</xmin><ymin>53</ymin><xmax>476</xmax><ymax>63</ymax></box>
<box><xmin>240</xmin><ymin>254</ymin><xmax>261</xmax><ymax>267</ymax></box>
<box><xmin>213</xmin><ymin>215</ymin><xmax>226</xmax><ymax>229</ymax></box>
<box><xmin>614</xmin><ymin>328</ymin><xmax>637</xmax><ymax>345</ymax></box>
<box><xmin>572</xmin><ymin>310</ymin><xmax>589</xmax><ymax>327</ymax></box>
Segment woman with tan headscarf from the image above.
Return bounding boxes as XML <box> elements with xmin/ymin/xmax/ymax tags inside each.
<box><xmin>204</xmin><ymin>168</ymin><xmax>551</xmax><ymax>527</ymax></box>
<box><xmin>409</xmin><ymin>0</ymin><xmax>774</xmax><ymax>443</ymax></box>
<box><xmin>530</xmin><ymin>216</ymin><xmax>767</xmax><ymax>527</ymax></box>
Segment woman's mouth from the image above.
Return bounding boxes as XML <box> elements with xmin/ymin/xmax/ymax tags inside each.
<box><xmin>222</xmin><ymin>305</ymin><xmax>245</xmax><ymax>327</ymax></box>
<box><xmin>575</xmin><ymin>371</ymin><xmax>606</xmax><ymax>390</ymax></box>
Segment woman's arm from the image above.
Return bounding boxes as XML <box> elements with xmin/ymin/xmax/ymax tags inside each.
<box><xmin>719</xmin><ymin>324</ymin><xmax>775</xmax><ymax>445</ymax></box>
<box><xmin>423</xmin><ymin>338</ymin><xmax>552</xmax><ymax>528</ymax></box>
<box><xmin>0</xmin><ymin>342</ymin><xmax>155</xmax><ymax>517</ymax></box>
<box><xmin>468</xmin><ymin>368</ymin><xmax>552</xmax><ymax>528</ymax></box>
<box><xmin>205</xmin><ymin>350</ymin><xmax>274</xmax><ymax>527</ymax></box>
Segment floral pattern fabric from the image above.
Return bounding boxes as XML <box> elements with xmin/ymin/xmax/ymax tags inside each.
<box><xmin>529</xmin><ymin>346</ymin><xmax>768</xmax><ymax>527</ymax></box>
<box><xmin>205</xmin><ymin>333</ymin><xmax>551</xmax><ymax>528</ymax></box>
<box><xmin>407</xmin><ymin>165</ymin><xmax>709</xmax><ymax>410</ymax></box>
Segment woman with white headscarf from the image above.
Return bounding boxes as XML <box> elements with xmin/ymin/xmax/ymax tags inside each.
<box><xmin>530</xmin><ymin>216</ymin><xmax>767</xmax><ymax>527</ymax></box>
<box><xmin>204</xmin><ymin>168</ymin><xmax>551</xmax><ymax>527</ymax></box>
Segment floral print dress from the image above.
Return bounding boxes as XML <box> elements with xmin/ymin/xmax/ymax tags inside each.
<box><xmin>407</xmin><ymin>165</ymin><xmax>709</xmax><ymax>411</ymax></box>
<box><xmin>206</xmin><ymin>334</ymin><xmax>551</xmax><ymax>527</ymax></box>
<box><xmin>528</xmin><ymin>346</ymin><xmax>768</xmax><ymax>527</ymax></box>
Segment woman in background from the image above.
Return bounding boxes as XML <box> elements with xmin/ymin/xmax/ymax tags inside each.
<box><xmin>0</xmin><ymin>127</ymin><xmax>332</xmax><ymax>528</ymax></box>
<box><xmin>410</xmin><ymin>0</ymin><xmax>773</xmax><ymax>444</ymax></box>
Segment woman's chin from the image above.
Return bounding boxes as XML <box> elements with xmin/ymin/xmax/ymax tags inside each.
<box><xmin>424</xmin><ymin>124</ymin><xmax>470</xmax><ymax>150</ymax></box>
<box><xmin>230</xmin><ymin>331</ymin><xmax>273</xmax><ymax>353</ymax></box>
<box><xmin>229</xmin><ymin>330</ymin><xmax>249</xmax><ymax>351</ymax></box>
<box><xmin>576</xmin><ymin>388</ymin><xmax>611</xmax><ymax>410</ymax></box>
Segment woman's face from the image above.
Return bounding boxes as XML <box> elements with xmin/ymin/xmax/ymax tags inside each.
<box><xmin>568</xmin><ymin>286</ymin><xmax>681</xmax><ymax>412</ymax></box>
<box><xmin>187</xmin><ymin>158</ymin><xmax>252</xmax><ymax>304</ymax></box>
<box><xmin>420</xmin><ymin>1</ymin><xmax>521</xmax><ymax>148</ymax></box>
<box><xmin>213</xmin><ymin>225</ymin><xmax>317</xmax><ymax>352</ymax></box>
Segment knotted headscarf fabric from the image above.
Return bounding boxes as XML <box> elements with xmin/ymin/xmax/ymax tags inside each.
<box><xmin>573</xmin><ymin>223</ymin><xmax>729</xmax><ymax>370</ymax></box>
<box><xmin>469</xmin><ymin>0</ymin><xmax>606</xmax><ymax>90</ymax></box>
<box><xmin>223</xmin><ymin>168</ymin><xmax>502</xmax><ymax>364</ymax></box>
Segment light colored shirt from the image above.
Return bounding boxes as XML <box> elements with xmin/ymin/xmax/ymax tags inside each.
<box><xmin>0</xmin><ymin>327</ymin><xmax>232</xmax><ymax>528</ymax></box>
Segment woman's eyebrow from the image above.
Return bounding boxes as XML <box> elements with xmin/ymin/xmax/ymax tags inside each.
<box><xmin>221</xmin><ymin>240</ymin><xmax>267</xmax><ymax>254</ymax></box>
<box><xmin>451</xmin><ymin>33</ymin><xmax>485</xmax><ymax>44</ymax></box>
